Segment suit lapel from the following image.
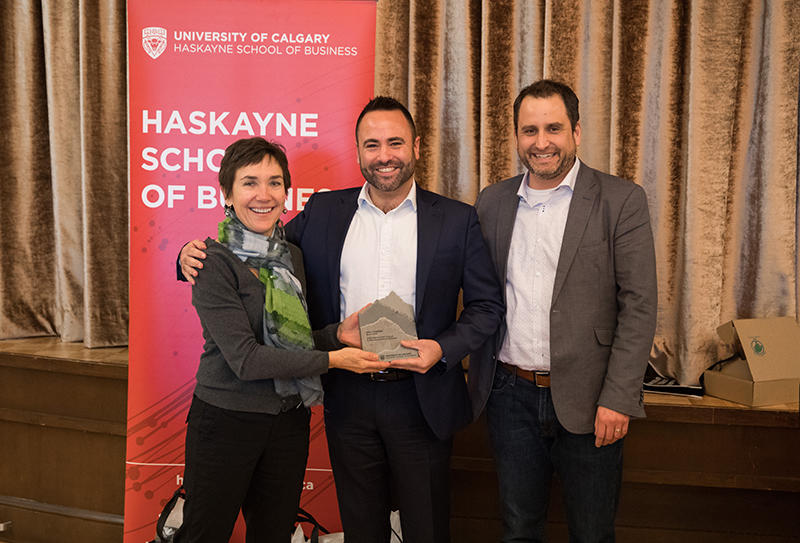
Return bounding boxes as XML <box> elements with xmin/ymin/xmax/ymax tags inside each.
<box><xmin>327</xmin><ymin>190</ymin><xmax>358</xmax><ymax>316</ymax></box>
<box><xmin>495</xmin><ymin>176</ymin><xmax>523</xmax><ymax>283</ymax></box>
<box><xmin>415</xmin><ymin>189</ymin><xmax>443</xmax><ymax>318</ymax></box>
<box><xmin>551</xmin><ymin>165</ymin><xmax>598</xmax><ymax>305</ymax></box>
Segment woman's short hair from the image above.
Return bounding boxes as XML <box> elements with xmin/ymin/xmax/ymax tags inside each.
<box><xmin>218</xmin><ymin>137</ymin><xmax>291</xmax><ymax>197</ymax></box>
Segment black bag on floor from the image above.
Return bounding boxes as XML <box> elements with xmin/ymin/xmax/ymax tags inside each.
<box><xmin>294</xmin><ymin>507</ymin><xmax>330</xmax><ymax>543</ymax></box>
<box><xmin>147</xmin><ymin>485</ymin><xmax>185</xmax><ymax>543</ymax></box>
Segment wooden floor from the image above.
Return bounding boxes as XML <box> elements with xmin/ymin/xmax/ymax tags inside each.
<box><xmin>1</xmin><ymin>337</ymin><xmax>799</xmax><ymax>542</ymax></box>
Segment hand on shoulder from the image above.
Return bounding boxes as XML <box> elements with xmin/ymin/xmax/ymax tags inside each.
<box><xmin>180</xmin><ymin>239</ymin><xmax>208</xmax><ymax>285</ymax></box>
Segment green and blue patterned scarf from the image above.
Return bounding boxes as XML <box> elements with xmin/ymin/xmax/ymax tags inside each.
<box><xmin>218</xmin><ymin>208</ymin><xmax>322</xmax><ymax>407</ymax></box>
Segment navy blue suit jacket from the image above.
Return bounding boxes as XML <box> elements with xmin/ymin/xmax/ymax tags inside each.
<box><xmin>285</xmin><ymin>186</ymin><xmax>503</xmax><ymax>440</ymax></box>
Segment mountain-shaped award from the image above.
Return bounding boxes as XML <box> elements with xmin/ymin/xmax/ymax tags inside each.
<box><xmin>359</xmin><ymin>291</ymin><xmax>418</xmax><ymax>361</ymax></box>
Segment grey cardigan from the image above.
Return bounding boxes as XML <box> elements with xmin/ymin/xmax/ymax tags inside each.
<box><xmin>191</xmin><ymin>237</ymin><xmax>340</xmax><ymax>414</ymax></box>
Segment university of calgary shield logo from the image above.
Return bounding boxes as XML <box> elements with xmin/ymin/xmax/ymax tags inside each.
<box><xmin>142</xmin><ymin>27</ymin><xmax>167</xmax><ymax>59</ymax></box>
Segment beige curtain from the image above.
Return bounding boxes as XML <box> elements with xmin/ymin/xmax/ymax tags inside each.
<box><xmin>1</xmin><ymin>1</ymin><xmax>797</xmax><ymax>383</ymax></box>
<box><xmin>375</xmin><ymin>0</ymin><xmax>800</xmax><ymax>384</ymax></box>
<box><xmin>0</xmin><ymin>0</ymin><xmax>127</xmax><ymax>347</ymax></box>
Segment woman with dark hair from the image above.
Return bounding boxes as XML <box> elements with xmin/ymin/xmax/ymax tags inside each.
<box><xmin>176</xmin><ymin>137</ymin><xmax>387</xmax><ymax>542</ymax></box>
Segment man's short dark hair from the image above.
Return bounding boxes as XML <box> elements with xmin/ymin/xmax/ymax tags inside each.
<box><xmin>218</xmin><ymin>137</ymin><xmax>291</xmax><ymax>197</ymax></box>
<box><xmin>513</xmin><ymin>80</ymin><xmax>580</xmax><ymax>132</ymax></box>
<box><xmin>355</xmin><ymin>96</ymin><xmax>417</xmax><ymax>142</ymax></box>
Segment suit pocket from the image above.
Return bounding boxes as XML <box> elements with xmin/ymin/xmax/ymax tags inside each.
<box><xmin>594</xmin><ymin>327</ymin><xmax>615</xmax><ymax>346</ymax></box>
<box><xmin>491</xmin><ymin>364</ymin><xmax>514</xmax><ymax>392</ymax></box>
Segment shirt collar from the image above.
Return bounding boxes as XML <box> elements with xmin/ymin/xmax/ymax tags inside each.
<box><xmin>358</xmin><ymin>180</ymin><xmax>418</xmax><ymax>212</ymax></box>
<box><xmin>517</xmin><ymin>158</ymin><xmax>581</xmax><ymax>203</ymax></box>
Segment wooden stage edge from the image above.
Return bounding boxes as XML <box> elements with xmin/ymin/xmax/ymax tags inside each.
<box><xmin>0</xmin><ymin>337</ymin><xmax>127</xmax><ymax>374</ymax></box>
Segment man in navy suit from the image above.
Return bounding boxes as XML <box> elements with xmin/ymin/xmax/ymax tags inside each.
<box><xmin>180</xmin><ymin>97</ymin><xmax>503</xmax><ymax>542</ymax></box>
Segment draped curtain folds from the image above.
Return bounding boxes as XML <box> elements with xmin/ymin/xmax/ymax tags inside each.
<box><xmin>1</xmin><ymin>2</ymin><xmax>59</xmax><ymax>341</ymax></box>
<box><xmin>0</xmin><ymin>0</ymin><xmax>127</xmax><ymax>347</ymax></box>
<box><xmin>0</xmin><ymin>1</ymin><xmax>797</xmax><ymax>383</ymax></box>
<box><xmin>375</xmin><ymin>0</ymin><xmax>799</xmax><ymax>384</ymax></box>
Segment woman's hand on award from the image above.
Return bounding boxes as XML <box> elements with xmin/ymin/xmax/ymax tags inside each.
<box><xmin>328</xmin><ymin>348</ymin><xmax>388</xmax><ymax>374</ymax></box>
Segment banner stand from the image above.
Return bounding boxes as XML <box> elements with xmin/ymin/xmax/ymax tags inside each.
<box><xmin>126</xmin><ymin>2</ymin><xmax>376</xmax><ymax>540</ymax></box>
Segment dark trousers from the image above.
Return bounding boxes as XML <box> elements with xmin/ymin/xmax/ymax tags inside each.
<box><xmin>176</xmin><ymin>396</ymin><xmax>310</xmax><ymax>543</ymax></box>
<box><xmin>487</xmin><ymin>365</ymin><xmax>623</xmax><ymax>543</ymax></box>
<box><xmin>323</xmin><ymin>371</ymin><xmax>452</xmax><ymax>543</ymax></box>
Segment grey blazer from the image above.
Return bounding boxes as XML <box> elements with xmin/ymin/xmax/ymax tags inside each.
<box><xmin>472</xmin><ymin>162</ymin><xmax>658</xmax><ymax>434</ymax></box>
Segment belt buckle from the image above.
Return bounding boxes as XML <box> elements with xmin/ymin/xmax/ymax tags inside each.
<box><xmin>370</xmin><ymin>370</ymin><xmax>391</xmax><ymax>382</ymax></box>
<box><xmin>369</xmin><ymin>369</ymin><xmax>411</xmax><ymax>382</ymax></box>
<box><xmin>534</xmin><ymin>372</ymin><xmax>550</xmax><ymax>388</ymax></box>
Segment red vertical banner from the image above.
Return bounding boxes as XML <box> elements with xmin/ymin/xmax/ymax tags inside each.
<box><xmin>126</xmin><ymin>1</ymin><xmax>376</xmax><ymax>540</ymax></box>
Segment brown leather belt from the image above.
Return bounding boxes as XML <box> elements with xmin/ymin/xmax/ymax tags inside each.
<box><xmin>368</xmin><ymin>368</ymin><xmax>413</xmax><ymax>382</ymax></box>
<box><xmin>498</xmin><ymin>361</ymin><xmax>550</xmax><ymax>387</ymax></box>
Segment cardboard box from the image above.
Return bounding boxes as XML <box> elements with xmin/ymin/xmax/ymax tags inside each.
<box><xmin>704</xmin><ymin>317</ymin><xmax>800</xmax><ymax>406</ymax></box>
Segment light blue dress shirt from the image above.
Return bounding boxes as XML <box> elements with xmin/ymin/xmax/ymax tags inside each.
<box><xmin>498</xmin><ymin>160</ymin><xmax>581</xmax><ymax>371</ymax></box>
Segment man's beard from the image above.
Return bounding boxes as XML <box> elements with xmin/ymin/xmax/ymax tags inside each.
<box><xmin>361</xmin><ymin>159</ymin><xmax>415</xmax><ymax>193</ymax></box>
<box><xmin>521</xmin><ymin>148</ymin><xmax>576</xmax><ymax>181</ymax></box>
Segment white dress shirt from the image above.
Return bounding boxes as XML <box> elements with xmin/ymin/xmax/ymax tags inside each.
<box><xmin>339</xmin><ymin>182</ymin><xmax>418</xmax><ymax>320</ymax></box>
<box><xmin>498</xmin><ymin>160</ymin><xmax>580</xmax><ymax>371</ymax></box>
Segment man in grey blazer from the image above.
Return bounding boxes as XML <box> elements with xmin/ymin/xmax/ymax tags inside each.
<box><xmin>473</xmin><ymin>80</ymin><xmax>657</xmax><ymax>542</ymax></box>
